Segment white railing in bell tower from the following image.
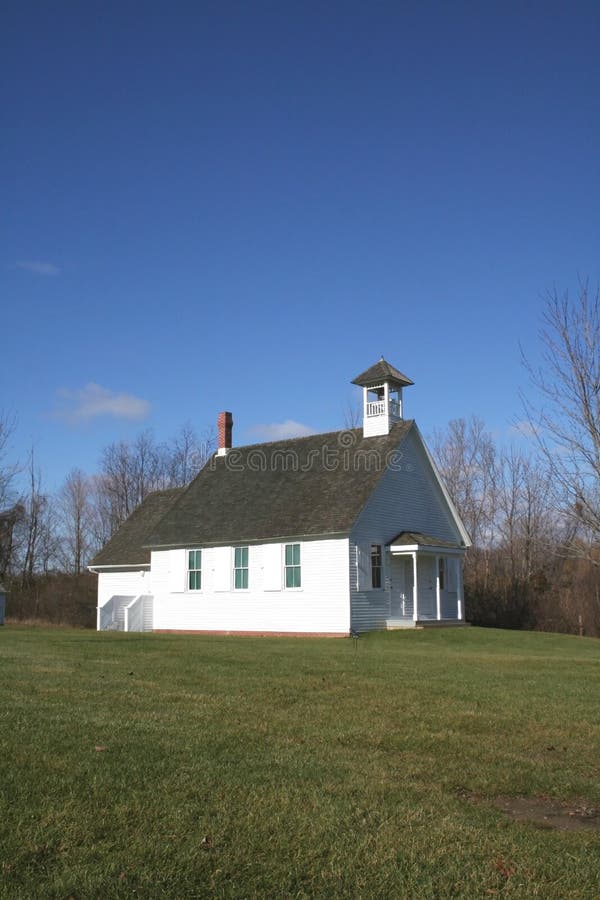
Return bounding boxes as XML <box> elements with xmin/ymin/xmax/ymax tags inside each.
<box><xmin>365</xmin><ymin>399</ymin><xmax>402</xmax><ymax>418</ymax></box>
<box><xmin>366</xmin><ymin>400</ymin><xmax>385</xmax><ymax>417</ymax></box>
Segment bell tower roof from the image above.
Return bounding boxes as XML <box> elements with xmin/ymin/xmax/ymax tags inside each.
<box><xmin>351</xmin><ymin>357</ymin><xmax>414</xmax><ymax>388</ymax></box>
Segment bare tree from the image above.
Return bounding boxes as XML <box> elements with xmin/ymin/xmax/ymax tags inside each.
<box><xmin>98</xmin><ymin>429</ymin><xmax>169</xmax><ymax>532</ymax></box>
<box><xmin>94</xmin><ymin>425</ymin><xmax>215</xmax><ymax>539</ymax></box>
<box><xmin>431</xmin><ymin>417</ymin><xmax>498</xmax><ymax>544</ymax></box>
<box><xmin>57</xmin><ymin>468</ymin><xmax>94</xmax><ymax>574</ymax></box>
<box><xmin>165</xmin><ymin>423</ymin><xmax>214</xmax><ymax>486</ymax></box>
<box><xmin>522</xmin><ymin>282</ymin><xmax>600</xmax><ymax>562</ymax></box>
<box><xmin>343</xmin><ymin>401</ymin><xmax>362</xmax><ymax>430</ymax></box>
<box><xmin>17</xmin><ymin>449</ymin><xmax>57</xmax><ymax>583</ymax></box>
<box><xmin>0</xmin><ymin>412</ymin><xmax>20</xmax><ymax>512</ymax></box>
<box><xmin>0</xmin><ymin>503</ymin><xmax>24</xmax><ymax>578</ymax></box>
<box><xmin>431</xmin><ymin>416</ymin><xmax>499</xmax><ymax>591</ymax></box>
<box><xmin>495</xmin><ymin>448</ymin><xmax>555</xmax><ymax>582</ymax></box>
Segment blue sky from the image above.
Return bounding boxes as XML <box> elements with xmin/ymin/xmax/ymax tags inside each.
<box><xmin>3</xmin><ymin>1</ymin><xmax>600</xmax><ymax>490</ymax></box>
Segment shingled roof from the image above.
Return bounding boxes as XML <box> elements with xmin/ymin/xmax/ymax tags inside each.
<box><xmin>141</xmin><ymin>420</ymin><xmax>415</xmax><ymax>550</ymax></box>
<box><xmin>389</xmin><ymin>531</ymin><xmax>460</xmax><ymax>549</ymax></box>
<box><xmin>352</xmin><ymin>358</ymin><xmax>414</xmax><ymax>387</ymax></box>
<box><xmin>90</xmin><ymin>487</ymin><xmax>184</xmax><ymax>567</ymax></box>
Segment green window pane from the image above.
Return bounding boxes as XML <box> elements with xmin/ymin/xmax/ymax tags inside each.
<box><xmin>189</xmin><ymin>549</ymin><xmax>201</xmax><ymax>570</ymax></box>
<box><xmin>285</xmin><ymin>544</ymin><xmax>300</xmax><ymax>565</ymax></box>
<box><xmin>235</xmin><ymin>568</ymin><xmax>248</xmax><ymax>590</ymax></box>
<box><xmin>189</xmin><ymin>571</ymin><xmax>201</xmax><ymax>590</ymax></box>
<box><xmin>235</xmin><ymin>547</ymin><xmax>248</xmax><ymax>567</ymax></box>
<box><xmin>285</xmin><ymin>566</ymin><xmax>301</xmax><ymax>588</ymax></box>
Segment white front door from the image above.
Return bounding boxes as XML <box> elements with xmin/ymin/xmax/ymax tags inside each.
<box><xmin>389</xmin><ymin>556</ymin><xmax>413</xmax><ymax>618</ymax></box>
<box><xmin>417</xmin><ymin>556</ymin><xmax>436</xmax><ymax>619</ymax></box>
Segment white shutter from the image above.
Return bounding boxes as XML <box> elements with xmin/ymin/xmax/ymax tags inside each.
<box><xmin>356</xmin><ymin>544</ymin><xmax>370</xmax><ymax>592</ymax></box>
<box><xmin>213</xmin><ymin>546</ymin><xmax>231</xmax><ymax>591</ymax></box>
<box><xmin>168</xmin><ymin>549</ymin><xmax>187</xmax><ymax>593</ymax></box>
<box><xmin>263</xmin><ymin>543</ymin><xmax>282</xmax><ymax>591</ymax></box>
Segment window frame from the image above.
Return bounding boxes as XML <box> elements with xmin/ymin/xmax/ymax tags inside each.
<box><xmin>284</xmin><ymin>542</ymin><xmax>302</xmax><ymax>589</ymax></box>
<box><xmin>234</xmin><ymin>546</ymin><xmax>249</xmax><ymax>590</ymax></box>
<box><xmin>370</xmin><ymin>544</ymin><xmax>383</xmax><ymax>590</ymax></box>
<box><xmin>187</xmin><ymin>548</ymin><xmax>202</xmax><ymax>591</ymax></box>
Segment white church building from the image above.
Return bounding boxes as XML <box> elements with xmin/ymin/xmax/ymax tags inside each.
<box><xmin>90</xmin><ymin>359</ymin><xmax>470</xmax><ymax>635</ymax></box>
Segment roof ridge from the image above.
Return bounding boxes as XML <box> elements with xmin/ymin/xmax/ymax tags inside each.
<box><xmin>223</xmin><ymin>420</ymin><xmax>415</xmax><ymax>454</ymax></box>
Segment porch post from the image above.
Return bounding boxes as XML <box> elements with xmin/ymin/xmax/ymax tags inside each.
<box><xmin>412</xmin><ymin>552</ymin><xmax>418</xmax><ymax>622</ymax></box>
<box><xmin>457</xmin><ymin>558</ymin><xmax>463</xmax><ymax>621</ymax></box>
<box><xmin>436</xmin><ymin>555</ymin><xmax>441</xmax><ymax>621</ymax></box>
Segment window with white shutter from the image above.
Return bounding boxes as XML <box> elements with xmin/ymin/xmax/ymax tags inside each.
<box><xmin>168</xmin><ymin>548</ymin><xmax>187</xmax><ymax>593</ymax></box>
<box><xmin>213</xmin><ymin>546</ymin><xmax>232</xmax><ymax>591</ymax></box>
<box><xmin>263</xmin><ymin>543</ymin><xmax>282</xmax><ymax>591</ymax></box>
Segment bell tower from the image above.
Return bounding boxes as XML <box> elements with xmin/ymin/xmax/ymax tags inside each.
<box><xmin>352</xmin><ymin>358</ymin><xmax>414</xmax><ymax>437</ymax></box>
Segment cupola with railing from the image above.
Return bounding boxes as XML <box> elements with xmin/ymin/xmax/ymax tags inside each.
<box><xmin>351</xmin><ymin>357</ymin><xmax>414</xmax><ymax>437</ymax></box>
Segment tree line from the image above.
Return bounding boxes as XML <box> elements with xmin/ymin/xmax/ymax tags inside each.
<box><xmin>0</xmin><ymin>424</ymin><xmax>213</xmax><ymax>624</ymax></box>
<box><xmin>432</xmin><ymin>284</ymin><xmax>600</xmax><ymax>636</ymax></box>
<box><xmin>1</xmin><ymin>283</ymin><xmax>599</xmax><ymax>635</ymax></box>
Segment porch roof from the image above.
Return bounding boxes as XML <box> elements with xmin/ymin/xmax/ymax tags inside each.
<box><xmin>388</xmin><ymin>531</ymin><xmax>463</xmax><ymax>553</ymax></box>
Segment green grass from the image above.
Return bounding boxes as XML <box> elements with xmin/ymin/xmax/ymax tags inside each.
<box><xmin>1</xmin><ymin>626</ymin><xmax>600</xmax><ymax>899</ymax></box>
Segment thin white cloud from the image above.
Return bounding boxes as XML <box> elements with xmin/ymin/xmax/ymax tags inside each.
<box><xmin>52</xmin><ymin>383</ymin><xmax>150</xmax><ymax>424</ymax></box>
<box><xmin>16</xmin><ymin>260</ymin><xmax>61</xmax><ymax>276</ymax></box>
<box><xmin>248</xmin><ymin>419</ymin><xmax>316</xmax><ymax>441</ymax></box>
<box><xmin>509</xmin><ymin>420</ymin><xmax>538</xmax><ymax>439</ymax></box>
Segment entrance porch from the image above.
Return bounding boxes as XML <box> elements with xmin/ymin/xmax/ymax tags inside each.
<box><xmin>386</xmin><ymin>532</ymin><xmax>465</xmax><ymax>629</ymax></box>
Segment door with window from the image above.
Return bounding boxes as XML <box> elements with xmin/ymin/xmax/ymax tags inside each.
<box><xmin>389</xmin><ymin>556</ymin><xmax>413</xmax><ymax>618</ymax></box>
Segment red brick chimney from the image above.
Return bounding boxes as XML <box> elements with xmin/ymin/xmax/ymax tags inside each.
<box><xmin>217</xmin><ymin>411</ymin><xmax>233</xmax><ymax>456</ymax></box>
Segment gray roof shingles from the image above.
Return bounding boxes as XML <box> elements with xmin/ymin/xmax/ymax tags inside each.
<box><xmin>351</xmin><ymin>358</ymin><xmax>414</xmax><ymax>387</ymax></box>
<box><xmin>389</xmin><ymin>531</ymin><xmax>459</xmax><ymax>549</ymax></box>
<box><xmin>91</xmin><ymin>421</ymin><xmax>430</xmax><ymax>566</ymax></box>
<box><xmin>90</xmin><ymin>487</ymin><xmax>184</xmax><ymax>567</ymax></box>
<box><xmin>147</xmin><ymin>421</ymin><xmax>415</xmax><ymax>550</ymax></box>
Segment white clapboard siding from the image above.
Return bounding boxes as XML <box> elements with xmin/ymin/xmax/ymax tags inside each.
<box><xmin>142</xmin><ymin>595</ymin><xmax>154</xmax><ymax>631</ymax></box>
<box><xmin>97</xmin><ymin>570</ymin><xmax>150</xmax><ymax>610</ymax></box>
<box><xmin>151</xmin><ymin>538</ymin><xmax>350</xmax><ymax>634</ymax></box>
<box><xmin>349</xmin><ymin>428</ymin><xmax>463</xmax><ymax>632</ymax></box>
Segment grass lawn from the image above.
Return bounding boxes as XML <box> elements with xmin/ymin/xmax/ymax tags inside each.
<box><xmin>1</xmin><ymin>626</ymin><xmax>600</xmax><ymax>899</ymax></box>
